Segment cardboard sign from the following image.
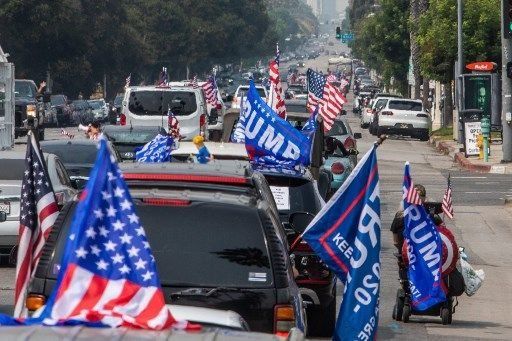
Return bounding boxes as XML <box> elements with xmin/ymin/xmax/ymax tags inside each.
<box><xmin>464</xmin><ymin>121</ymin><xmax>482</xmax><ymax>156</ymax></box>
<box><xmin>270</xmin><ymin>186</ymin><xmax>290</xmax><ymax>210</ymax></box>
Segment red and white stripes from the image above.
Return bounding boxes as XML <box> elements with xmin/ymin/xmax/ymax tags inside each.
<box><xmin>268</xmin><ymin>60</ymin><xmax>286</xmax><ymax>119</ymax></box>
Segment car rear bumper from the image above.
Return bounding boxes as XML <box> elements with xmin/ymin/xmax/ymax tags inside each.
<box><xmin>378</xmin><ymin>125</ymin><xmax>428</xmax><ymax>136</ymax></box>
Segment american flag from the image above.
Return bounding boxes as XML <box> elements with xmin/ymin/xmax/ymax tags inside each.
<box><xmin>306</xmin><ymin>68</ymin><xmax>347</xmax><ymax>132</ymax></box>
<box><xmin>190</xmin><ymin>75</ymin><xmax>199</xmax><ymax>89</ymax></box>
<box><xmin>158</xmin><ymin>67</ymin><xmax>168</xmax><ymax>86</ymax></box>
<box><xmin>168</xmin><ymin>109</ymin><xmax>181</xmax><ymax>140</ymax></box>
<box><xmin>34</xmin><ymin>139</ymin><xmax>182</xmax><ymax>329</ymax></box>
<box><xmin>202</xmin><ymin>75</ymin><xmax>221</xmax><ymax>108</ymax></box>
<box><xmin>14</xmin><ymin>132</ymin><xmax>59</xmax><ymax>317</ymax></box>
<box><xmin>326</xmin><ymin>73</ymin><xmax>337</xmax><ymax>83</ymax></box>
<box><xmin>60</xmin><ymin>129</ymin><xmax>74</xmax><ymax>139</ymax></box>
<box><xmin>442</xmin><ymin>174</ymin><xmax>454</xmax><ymax>219</ymax></box>
<box><xmin>406</xmin><ymin>183</ymin><xmax>424</xmax><ymax>205</ymax></box>
<box><xmin>125</xmin><ymin>74</ymin><xmax>131</xmax><ymax>90</ymax></box>
<box><xmin>267</xmin><ymin>60</ymin><xmax>286</xmax><ymax>119</ymax></box>
<box><xmin>275</xmin><ymin>42</ymin><xmax>280</xmax><ymax>65</ymax></box>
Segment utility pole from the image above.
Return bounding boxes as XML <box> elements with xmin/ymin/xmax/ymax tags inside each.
<box><xmin>456</xmin><ymin>0</ymin><xmax>464</xmax><ymax>142</ymax></box>
<box><xmin>501</xmin><ymin>0</ymin><xmax>512</xmax><ymax>162</ymax></box>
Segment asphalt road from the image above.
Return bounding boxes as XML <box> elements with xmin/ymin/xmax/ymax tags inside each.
<box><xmin>3</xmin><ymin>51</ymin><xmax>512</xmax><ymax>339</ymax></box>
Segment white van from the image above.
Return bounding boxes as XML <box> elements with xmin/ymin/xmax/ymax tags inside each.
<box><xmin>121</xmin><ymin>85</ymin><xmax>207</xmax><ymax>141</ymax></box>
<box><xmin>231</xmin><ymin>85</ymin><xmax>268</xmax><ymax>109</ymax></box>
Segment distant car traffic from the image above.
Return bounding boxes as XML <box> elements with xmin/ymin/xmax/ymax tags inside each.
<box><xmin>87</xmin><ymin>99</ymin><xmax>108</xmax><ymax>121</ymax></box>
<box><xmin>70</xmin><ymin>100</ymin><xmax>94</xmax><ymax>125</ymax></box>
<box><xmin>109</xmin><ymin>93</ymin><xmax>124</xmax><ymax>125</ymax></box>
<box><xmin>50</xmin><ymin>95</ymin><xmax>72</xmax><ymax>127</ymax></box>
<box><xmin>232</xmin><ymin>85</ymin><xmax>268</xmax><ymax>110</ymax></box>
<box><xmin>103</xmin><ymin>125</ymin><xmax>167</xmax><ymax>161</ymax></box>
<box><xmin>0</xmin><ymin>151</ymin><xmax>77</xmax><ymax>260</ymax></box>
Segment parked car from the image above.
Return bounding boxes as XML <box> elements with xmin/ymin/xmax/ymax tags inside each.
<box><xmin>253</xmin><ymin>164</ymin><xmax>335</xmax><ymax>337</ymax></box>
<box><xmin>374</xmin><ymin>98</ymin><xmax>431</xmax><ymax>141</ymax></box>
<box><xmin>28</xmin><ymin>162</ymin><xmax>306</xmax><ymax>336</ymax></box>
<box><xmin>40</xmin><ymin>140</ymin><xmax>120</xmax><ymax>189</ymax></box>
<box><xmin>232</xmin><ymin>85</ymin><xmax>268</xmax><ymax>110</ymax></box>
<box><xmin>50</xmin><ymin>95</ymin><xmax>72</xmax><ymax>127</ymax></box>
<box><xmin>122</xmin><ymin>85</ymin><xmax>208</xmax><ymax>141</ymax></box>
<box><xmin>103</xmin><ymin>125</ymin><xmax>167</xmax><ymax>161</ymax></box>
<box><xmin>0</xmin><ymin>151</ymin><xmax>77</xmax><ymax>260</ymax></box>
<box><xmin>87</xmin><ymin>99</ymin><xmax>108</xmax><ymax>121</ymax></box>
<box><xmin>368</xmin><ymin>96</ymin><xmax>403</xmax><ymax>135</ymax></box>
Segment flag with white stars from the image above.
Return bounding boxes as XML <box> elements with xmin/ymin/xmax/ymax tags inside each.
<box><xmin>32</xmin><ymin>139</ymin><xmax>181</xmax><ymax>329</ymax></box>
<box><xmin>242</xmin><ymin>81</ymin><xmax>311</xmax><ymax>167</ymax></box>
<box><xmin>306</xmin><ymin>68</ymin><xmax>347</xmax><ymax>132</ymax></box>
<box><xmin>14</xmin><ymin>132</ymin><xmax>59</xmax><ymax>318</ymax></box>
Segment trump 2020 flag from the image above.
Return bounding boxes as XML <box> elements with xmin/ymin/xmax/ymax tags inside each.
<box><xmin>402</xmin><ymin>163</ymin><xmax>446</xmax><ymax>311</ymax></box>
<box><xmin>302</xmin><ymin>146</ymin><xmax>380</xmax><ymax>341</ymax></box>
<box><xmin>0</xmin><ymin>139</ymin><xmax>183</xmax><ymax>329</ymax></box>
<box><xmin>243</xmin><ymin>81</ymin><xmax>311</xmax><ymax>166</ymax></box>
<box><xmin>136</xmin><ymin>134</ymin><xmax>173</xmax><ymax>163</ymax></box>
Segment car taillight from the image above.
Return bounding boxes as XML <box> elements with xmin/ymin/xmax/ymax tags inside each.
<box><xmin>416</xmin><ymin>113</ymin><xmax>428</xmax><ymax>117</ymax></box>
<box><xmin>200</xmin><ymin>114</ymin><xmax>206</xmax><ymax>128</ymax></box>
<box><xmin>142</xmin><ymin>198</ymin><xmax>190</xmax><ymax>206</ymax></box>
<box><xmin>381</xmin><ymin>111</ymin><xmax>393</xmax><ymax>115</ymax></box>
<box><xmin>123</xmin><ymin>173</ymin><xmax>249</xmax><ymax>185</ymax></box>
<box><xmin>274</xmin><ymin>305</ymin><xmax>295</xmax><ymax>335</ymax></box>
<box><xmin>26</xmin><ymin>294</ymin><xmax>45</xmax><ymax>311</ymax></box>
<box><xmin>331</xmin><ymin>162</ymin><xmax>345</xmax><ymax>175</ymax></box>
<box><xmin>344</xmin><ymin>136</ymin><xmax>355</xmax><ymax>149</ymax></box>
<box><xmin>120</xmin><ymin>113</ymin><xmax>127</xmax><ymax>125</ymax></box>
<box><xmin>55</xmin><ymin>192</ymin><xmax>65</xmax><ymax>206</ymax></box>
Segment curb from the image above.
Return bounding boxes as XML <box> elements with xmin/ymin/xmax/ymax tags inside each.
<box><xmin>429</xmin><ymin>137</ymin><xmax>491</xmax><ymax>173</ymax></box>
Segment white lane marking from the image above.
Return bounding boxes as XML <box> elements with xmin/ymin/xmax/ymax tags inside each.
<box><xmin>452</xmin><ymin>176</ymin><xmax>487</xmax><ymax>179</ymax></box>
<box><xmin>465</xmin><ymin>191</ymin><xmax>512</xmax><ymax>194</ymax></box>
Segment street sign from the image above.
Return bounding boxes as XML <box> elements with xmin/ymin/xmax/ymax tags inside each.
<box><xmin>341</xmin><ymin>33</ymin><xmax>354</xmax><ymax>41</ymax></box>
<box><xmin>466</xmin><ymin>62</ymin><xmax>497</xmax><ymax>72</ymax></box>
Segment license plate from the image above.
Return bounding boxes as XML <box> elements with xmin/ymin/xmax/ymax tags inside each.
<box><xmin>0</xmin><ymin>202</ymin><xmax>10</xmax><ymax>215</ymax></box>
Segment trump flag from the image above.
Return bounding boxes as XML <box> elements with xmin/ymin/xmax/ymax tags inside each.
<box><xmin>302</xmin><ymin>146</ymin><xmax>380</xmax><ymax>341</ymax></box>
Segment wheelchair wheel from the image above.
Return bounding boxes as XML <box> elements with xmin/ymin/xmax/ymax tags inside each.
<box><xmin>394</xmin><ymin>289</ymin><xmax>404</xmax><ymax>321</ymax></box>
<box><xmin>402</xmin><ymin>304</ymin><xmax>411</xmax><ymax>323</ymax></box>
<box><xmin>441</xmin><ymin>307</ymin><xmax>452</xmax><ymax>325</ymax></box>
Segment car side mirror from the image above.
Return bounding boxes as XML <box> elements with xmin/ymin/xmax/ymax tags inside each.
<box><xmin>354</xmin><ymin>132</ymin><xmax>362</xmax><ymax>139</ymax></box>
<box><xmin>289</xmin><ymin>212</ymin><xmax>315</xmax><ymax>235</ymax></box>
<box><xmin>0</xmin><ymin>211</ymin><xmax>6</xmax><ymax>223</ymax></box>
<box><xmin>43</xmin><ymin>92</ymin><xmax>52</xmax><ymax>103</ymax></box>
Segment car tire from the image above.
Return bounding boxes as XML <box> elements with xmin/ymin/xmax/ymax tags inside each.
<box><xmin>307</xmin><ymin>296</ymin><xmax>336</xmax><ymax>337</ymax></box>
<box><xmin>419</xmin><ymin>130</ymin><xmax>429</xmax><ymax>141</ymax></box>
<box><xmin>38</xmin><ymin>129</ymin><xmax>45</xmax><ymax>141</ymax></box>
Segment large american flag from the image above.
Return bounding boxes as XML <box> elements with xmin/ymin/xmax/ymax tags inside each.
<box><xmin>35</xmin><ymin>139</ymin><xmax>182</xmax><ymax>329</ymax></box>
<box><xmin>267</xmin><ymin>60</ymin><xmax>286</xmax><ymax>119</ymax></box>
<box><xmin>406</xmin><ymin>183</ymin><xmax>424</xmax><ymax>205</ymax></box>
<box><xmin>306</xmin><ymin>68</ymin><xmax>347</xmax><ymax>132</ymax></box>
<box><xmin>14</xmin><ymin>132</ymin><xmax>59</xmax><ymax>317</ymax></box>
<box><xmin>442</xmin><ymin>174</ymin><xmax>454</xmax><ymax>219</ymax></box>
<box><xmin>202</xmin><ymin>75</ymin><xmax>221</xmax><ymax>108</ymax></box>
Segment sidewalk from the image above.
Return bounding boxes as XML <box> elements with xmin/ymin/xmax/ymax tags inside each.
<box><xmin>430</xmin><ymin>136</ymin><xmax>512</xmax><ymax>174</ymax></box>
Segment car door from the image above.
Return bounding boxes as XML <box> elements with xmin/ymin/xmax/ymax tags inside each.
<box><xmin>52</xmin><ymin>156</ymin><xmax>77</xmax><ymax>203</ymax></box>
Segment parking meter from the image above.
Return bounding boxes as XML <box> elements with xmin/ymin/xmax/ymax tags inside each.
<box><xmin>481</xmin><ymin>116</ymin><xmax>491</xmax><ymax>162</ymax></box>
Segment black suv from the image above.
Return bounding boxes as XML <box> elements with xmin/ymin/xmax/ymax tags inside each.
<box><xmin>29</xmin><ymin>162</ymin><xmax>306</xmax><ymax>335</ymax></box>
<box><xmin>254</xmin><ymin>164</ymin><xmax>336</xmax><ymax>337</ymax></box>
<box><xmin>14</xmin><ymin>79</ymin><xmax>47</xmax><ymax>140</ymax></box>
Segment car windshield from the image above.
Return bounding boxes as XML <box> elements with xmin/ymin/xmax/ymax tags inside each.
<box><xmin>51</xmin><ymin>202</ymin><xmax>274</xmax><ymax>288</ymax></box>
<box><xmin>40</xmin><ymin>144</ymin><xmax>97</xmax><ymax>164</ymax></box>
<box><xmin>326</xmin><ymin>121</ymin><xmax>348</xmax><ymax>136</ymax></box>
<box><xmin>105</xmin><ymin>129</ymin><xmax>161</xmax><ymax>144</ymax></box>
<box><xmin>14</xmin><ymin>81</ymin><xmax>36</xmax><ymax>98</ymax></box>
<box><xmin>128</xmin><ymin>90</ymin><xmax>197</xmax><ymax>116</ymax></box>
<box><xmin>88</xmin><ymin>101</ymin><xmax>103</xmax><ymax>109</ymax></box>
<box><xmin>237</xmin><ymin>87</ymin><xmax>266</xmax><ymax>98</ymax></box>
<box><xmin>389</xmin><ymin>100</ymin><xmax>423</xmax><ymax>111</ymax></box>
<box><xmin>0</xmin><ymin>159</ymin><xmax>26</xmax><ymax>180</ymax></box>
<box><xmin>114</xmin><ymin>95</ymin><xmax>123</xmax><ymax>106</ymax></box>
<box><xmin>51</xmin><ymin>96</ymin><xmax>65</xmax><ymax>106</ymax></box>
<box><xmin>72</xmin><ymin>100</ymin><xmax>89</xmax><ymax>109</ymax></box>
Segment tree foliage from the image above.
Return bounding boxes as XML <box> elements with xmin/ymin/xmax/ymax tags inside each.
<box><xmin>351</xmin><ymin>0</ymin><xmax>410</xmax><ymax>93</ymax></box>
<box><xmin>0</xmin><ymin>0</ymin><xmax>286</xmax><ymax>97</ymax></box>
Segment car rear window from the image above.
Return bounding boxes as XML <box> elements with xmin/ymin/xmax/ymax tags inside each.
<box><xmin>105</xmin><ymin>129</ymin><xmax>161</xmax><ymax>144</ymax></box>
<box><xmin>128</xmin><ymin>90</ymin><xmax>197</xmax><ymax>116</ymax></box>
<box><xmin>50</xmin><ymin>202</ymin><xmax>273</xmax><ymax>288</ymax></box>
<box><xmin>374</xmin><ymin>99</ymin><xmax>388</xmax><ymax>110</ymax></box>
<box><xmin>0</xmin><ymin>159</ymin><xmax>25</xmax><ymax>180</ymax></box>
<box><xmin>237</xmin><ymin>87</ymin><xmax>266</xmax><ymax>98</ymax></box>
<box><xmin>389</xmin><ymin>100</ymin><xmax>423</xmax><ymax>111</ymax></box>
<box><xmin>326</xmin><ymin>121</ymin><xmax>348</xmax><ymax>136</ymax></box>
<box><xmin>40</xmin><ymin>144</ymin><xmax>97</xmax><ymax>164</ymax></box>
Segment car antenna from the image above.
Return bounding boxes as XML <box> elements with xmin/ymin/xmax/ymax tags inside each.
<box><xmin>130</xmin><ymin>120</ymin><xmax>133</xmax><ymax>132</ymax></box>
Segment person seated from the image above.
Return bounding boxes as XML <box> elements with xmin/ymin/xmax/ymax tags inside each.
<box><xmin>324</xmin><ymin>136</ymin><xmax>349</xmax><ymax>157</ymax></box>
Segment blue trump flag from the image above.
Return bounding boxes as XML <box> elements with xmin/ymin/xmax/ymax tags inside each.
<box><xmin>243</xmin><ymin>81</ymin><xmax>311</xmax><ymax>166</ymax></box>
<box><xmin>402</xmin><ymin>163</ymin><xmax>446</xmax><ymax>311</ymax></box>
<box><xmin>135</xmin><ymin>134</ymin><xmax>173</xmax><ymax>163</ymax></box>
<box><xmin>301</xmin><ymin>108</ymin><xmax>318</xmax><ymax>140</ymax></box>
<box><xmin>302</xmin><ymin>146</ymin><xmax>380</xmax><ymax>341</ymax></box>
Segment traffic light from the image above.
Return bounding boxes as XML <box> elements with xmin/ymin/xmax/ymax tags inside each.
<box><xmin>504</xmin><ymin>0</ymin><xmax>512</xmax><ymax>39</ymax></box>
<box><xmin>336</xmin><ymin>27</ymin><xmax>341</xmax><ymax>40</ymax></box>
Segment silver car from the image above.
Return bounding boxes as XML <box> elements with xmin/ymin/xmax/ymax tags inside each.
<box><xmin>0</xmin><ymin>152</ymin><xmax>77</xmax><ymax>258</ymax></box>
<box><xmin>375</xmin><ymin>98</ymin><xmax>431</xmax><ymax>141</ymax></box>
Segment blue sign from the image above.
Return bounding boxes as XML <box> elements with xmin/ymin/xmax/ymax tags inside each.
<box><xmin>302</xmin><ymin>146</ymin><xmax>380</xmax><ymax>341</ymax></box>
<box><xmin>135</xmin><ymin>134</ymin><xmax>173</xmax><ymax>163</ymax></box>
<box><xmin>243</xmin><ymin>81</ymin><xmax>311</xmax><ymax>167</ymax></box>
<box><xmin>342</xmin><ymin>33</ymin><xmax>354</xmax><ymax>41</ymax></box>
<box><xmin>402</xmin><ymin>163</ymin><xmax>446</xmax><ymax>311</ymax></box>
